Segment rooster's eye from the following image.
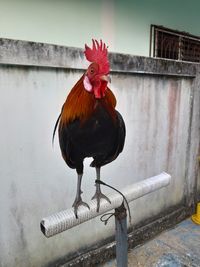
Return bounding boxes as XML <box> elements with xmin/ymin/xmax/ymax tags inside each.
<box><xmin>90</xmin><ymin>68</ymin><xmax>94</xmax><ymax>74</ymax></box>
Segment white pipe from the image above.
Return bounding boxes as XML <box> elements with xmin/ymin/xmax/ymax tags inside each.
<box><xmin>40</xmin><ymin>172</ymin><xmax>171</xmax><ymax>237</ymax></box>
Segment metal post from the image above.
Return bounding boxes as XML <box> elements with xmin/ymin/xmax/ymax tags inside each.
<box><xmin>115</xmin><ymin>203</ymin><xmax>128</xmax><ymax>267</ymax></box>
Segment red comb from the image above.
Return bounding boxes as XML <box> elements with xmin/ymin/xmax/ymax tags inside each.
<box><xmin>84</xmin><ymin>39</ymin><xmax>110</xmax><ymax>74</ymax></box>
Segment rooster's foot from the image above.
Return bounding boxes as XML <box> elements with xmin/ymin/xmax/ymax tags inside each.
<box><xmin>91</xmin><ymin>191</ymin><xmax>111</xmax><ymax>212</ymax></box>
<box><xmin>72</xmin><ymin>197</ymin><xmax>90</xmax><ymax>219</ymax></box>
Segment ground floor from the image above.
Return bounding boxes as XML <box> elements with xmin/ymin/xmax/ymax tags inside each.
<box><xmin>102</xmin><ymin>219</ymin><xmax>200</xmax><ymax>267</ymax></box>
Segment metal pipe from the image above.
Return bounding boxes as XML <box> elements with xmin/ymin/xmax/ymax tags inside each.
<box><xmin>40</xmin><ymin>172</ymin><xmax>171</xmax><ymax>238</ymax></box>
<box><xmin>115</xmin><ymin>203</ymin><xmax>128</xmax><ymax>267</ymax></box>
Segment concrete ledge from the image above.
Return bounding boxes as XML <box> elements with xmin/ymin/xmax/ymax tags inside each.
<box><xmin>0</xmin><ymin>38</ymin><xmax>197</xmax><ymax>77</ymax></box>
<box><xmin>0</xmin><ymin>38</ymin><xmax>85</xmax><ymax>69</ymax></box>
<box><xmin>43</xmin><ymin>205</ymin><xmax>192</xmax><ymax>267</ymax></box>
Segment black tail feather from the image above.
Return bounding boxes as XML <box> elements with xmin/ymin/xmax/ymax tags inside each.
<box><xmin>52</xmin><ymin>112</ymin><xmax>61</xmax><ymax>146</ymax></box>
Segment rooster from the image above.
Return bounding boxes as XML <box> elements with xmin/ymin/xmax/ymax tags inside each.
<box><xmin>53</xmin><ymin>40</ymin><xmax>126</xmax><ymax>218</ymax></box>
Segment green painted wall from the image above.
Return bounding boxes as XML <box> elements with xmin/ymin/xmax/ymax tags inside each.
<box><xmin>0</xmin><ymin>0</ymin><xmax>200</xmax><ymax>56</ymax></box>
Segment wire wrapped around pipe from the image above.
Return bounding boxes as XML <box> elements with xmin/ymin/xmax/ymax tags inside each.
<box><xmin>40</xmin><ymin>172</ymin><xmax>171</xmax><ymax>238</ymax></box>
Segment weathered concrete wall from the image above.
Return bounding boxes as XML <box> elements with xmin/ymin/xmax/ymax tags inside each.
<box><xmin>0</xmin><ymin>39</ymin><xmax>199</xmax><ymax>267</ymax></box>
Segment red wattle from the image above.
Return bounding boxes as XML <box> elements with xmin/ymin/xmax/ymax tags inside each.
<box><xmin>94</xmin><ymin>86</ymin><xmax>101</xmax><ymax>98</ymax></box>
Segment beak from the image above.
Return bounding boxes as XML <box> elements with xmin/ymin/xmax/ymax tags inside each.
<box><xmin>101</xmin><ymin>75</ymin><xmax>111</xmax><ymax>83</ymax></box>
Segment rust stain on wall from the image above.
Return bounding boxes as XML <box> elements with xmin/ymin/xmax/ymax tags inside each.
<box><xmin>167</xmin><ymin>79</ymin><xmax>181</xmax><ymax>169</ymax></box>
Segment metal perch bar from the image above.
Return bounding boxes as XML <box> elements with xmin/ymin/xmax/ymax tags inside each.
<box><xmin>40</xmin><ymin>172</ymin><xmax>171</xmax><ymax>238</ymax></box>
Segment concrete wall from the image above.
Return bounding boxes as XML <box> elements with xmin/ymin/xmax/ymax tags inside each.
<box><xmin>0</xmin><ymin>39</ymin><xmax>199</xmax><ymax>267</ymax></box>
<box><xmin>0</xmin><ymin>0</ymin><xmax>200</xmax><ymax>56</ymax></box>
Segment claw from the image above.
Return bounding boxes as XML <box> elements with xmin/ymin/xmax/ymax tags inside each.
<box><xmin>72</xmin><ymin>198</ymin><xmax>90</xmax><ymax>219</ymax></box>
<box><xmin>92</xmin><ymin>167</ymin><xmax>111</xmax><ymax>212</ymax></box>
<box><xmin>92</xmin><ymin>191</ymin><xmax>111</xmax><ymax>212</ymax></box>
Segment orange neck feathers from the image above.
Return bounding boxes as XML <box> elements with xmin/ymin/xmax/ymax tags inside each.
<box><xmin>60</xmin><ymin>75</ymin><xmax>117</xmax><ymax>126</ymax></box>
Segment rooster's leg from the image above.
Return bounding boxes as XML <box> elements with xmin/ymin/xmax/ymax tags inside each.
<box><xmin>72</xmin><ymin>174</ymin><xmax>90</xmax><ymax>218</ymax></box>
<box><xmin>92</xmin><ymin>167</ymin><xmax>111</xmax><ymax>212</ymax></box>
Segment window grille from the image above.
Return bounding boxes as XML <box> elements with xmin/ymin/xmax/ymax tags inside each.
<box><xmin>150</xmin><ymin>25</ymin><xmax>200</xmax><ymax>63</ymax></box>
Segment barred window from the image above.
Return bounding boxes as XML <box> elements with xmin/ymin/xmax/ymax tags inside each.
<box><xmin>150</xmin><ymin>25</ymin><xmax>200</xmax><ymax>63</ymax></box>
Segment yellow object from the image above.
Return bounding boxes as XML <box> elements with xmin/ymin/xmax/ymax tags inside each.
<box><xmin>192</xmin><ymin>202</ymin><xmax>200</xmax><ymax>225</ymax></box>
